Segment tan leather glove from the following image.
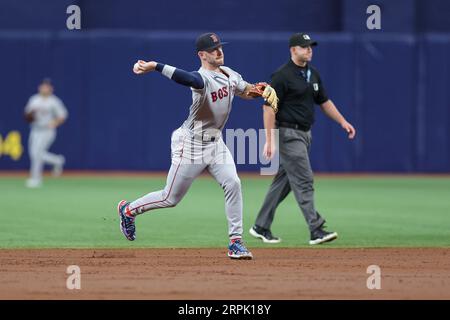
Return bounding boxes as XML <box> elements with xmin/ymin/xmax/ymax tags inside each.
<box><xmin>247</xmin><ymin>82</ymin><xmax>279</xmax><ymax>113</ymax></box>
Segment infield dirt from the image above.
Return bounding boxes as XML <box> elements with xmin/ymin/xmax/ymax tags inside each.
<box><xmin>1</xmin><ymin>248</ymin><xmax>449</xmax><ymax>299</ymax></box>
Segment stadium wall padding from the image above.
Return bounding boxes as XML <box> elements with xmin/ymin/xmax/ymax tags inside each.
<box><xmin>2</xmin><ymin>0</ymin><xmax>450</xmax><ymax>32</ymax></box>
<box><xmin>0</xmin><ymin>31</ymin><xmax>449</xmax><ymax>172</ymax></box>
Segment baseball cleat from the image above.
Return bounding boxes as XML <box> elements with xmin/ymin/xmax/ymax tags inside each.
<box><xmin>309</xmin><ymin>227</ymin><xmax>338</xmax><ymax>245</ymax></box>
<box><xmin>25</xmin><ymin>179</ymin><xmax>42</xmax><ymax>188</ymax></box>
<box><xmin>249</xmin><ymin>225</ymin><xmax>281</xmax><ymax>244</ymax></box>
<box><xmin>52</xmin><ymin>156</ymin><xmax>65</xmax><ymax>177</ymax></box>
<box><xmin>117</xmin><ymin>200</ymin><xmax>136</xmax><ymax>241</ymax></box>
<box><xmin>227</xmin><ymin>238</ymin><xmax>253</xmax><ymax>260</ymax></box>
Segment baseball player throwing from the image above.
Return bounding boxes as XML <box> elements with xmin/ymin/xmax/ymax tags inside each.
<box><xmin>117</xmin><ymin>33</ymin><xmax>278</xmax><ymax>259</ymax></box>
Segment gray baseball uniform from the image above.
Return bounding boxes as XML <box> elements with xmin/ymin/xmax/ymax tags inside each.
<box><xmin>25</xmin><ymin>94</ymin><xmax>68</xmax><ymax>185</ymax></box>
<box><xmin>128</xmin><ymin>66</ymin><xmax>248</xmax><ymax>238</ymax></box>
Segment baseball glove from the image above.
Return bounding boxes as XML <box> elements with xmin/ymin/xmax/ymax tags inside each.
<box><xmin>24</xmin><ymin>111</ymin><xmax>35</xmax><ymax>123</ymax></box>
<box><xmin>247</xmin><ymin>82</ymin><xmax>279</xmax><ymax>113</ymax></box>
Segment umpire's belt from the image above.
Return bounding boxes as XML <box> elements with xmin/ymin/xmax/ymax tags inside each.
<box><xmin>276</xmin><ymin>121</ymin><xmax>310</xmax><ymax>132</ymax></box>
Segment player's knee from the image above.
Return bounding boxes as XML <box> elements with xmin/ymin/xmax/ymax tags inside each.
<box><xmin>166</xmin><ymin>192</ymin><xmax>184</xmax><ymax>207</ymax></box>
<box><xmin>223</xmin><ymin>176</ymin><xmax>241</xmax><ymax>193</ymax></box>
<box><xmin>29</xmin><ymin>151</ymin><xmax>40</xmax><ymax>161</ymax></box>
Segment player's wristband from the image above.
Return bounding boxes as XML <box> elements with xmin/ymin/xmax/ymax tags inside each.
<box><xmin>156</xmin><ymin>63</ymin><xmax>176</xmax><ymax>78</ymax></box>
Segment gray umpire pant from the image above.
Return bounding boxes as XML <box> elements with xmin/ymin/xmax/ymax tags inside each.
<box><xmin>255</xmin><ymin>127</ymin><xmax>325</xmax><ymax>232</ymax></box>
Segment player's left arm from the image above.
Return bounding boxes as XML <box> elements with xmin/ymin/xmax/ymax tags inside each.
<box><xmin>49</xmin><ymin>99</ymin><xmax>68</xmax><ymax>129</ymax></box>
<box><xmin>238</xmin><ymin>84</ymin><xmax>260</xmax><ymax>100</ymax></box>
<box><xmin>49</xmin><ymin>117</ymin><xmax>66</xmax><ymax>129</ymax></box>
<box><xmin>319</xmin><ymin>100</ymin><xmax>356</xmax><ymax>139</ymax></box>
<box><xmin>232</xmin><ymin>72</ymin><xmax>263</xmax><ymax>100</ymax></box>
<box><xmin>236</xmin><ymin>83</ymin><xmax>279</xmax><ymax>114</ymax></box>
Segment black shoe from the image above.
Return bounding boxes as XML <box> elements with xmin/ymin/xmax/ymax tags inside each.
<box><xmin>249</xmin><ymin>225</ymin><xmax>281</xmax><ymax>244</ymax></box>
<box><xmin>309</xmin><ymin>226</ymin><xmax>338</xmax><ymax>245</ymax></box>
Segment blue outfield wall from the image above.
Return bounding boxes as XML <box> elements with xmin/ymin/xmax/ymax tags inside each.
<box><xmin>0</xmin><ymin>31</ymin><xmax>449</xmax><ymax>172</ymax></box>
<box><xmin>2</xmin><ymin>0</ymin><xmax>450</xmax><ymax>33</ymax></box>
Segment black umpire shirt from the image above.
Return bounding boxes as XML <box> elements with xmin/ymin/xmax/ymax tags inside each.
<box><xmin>269</xmin><ymin>59</ymin><xmax>329</xmax><ymax>131</ymax></box>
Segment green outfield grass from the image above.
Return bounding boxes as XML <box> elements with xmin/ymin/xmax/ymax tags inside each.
<box><xmin>1</xmin><ymin>175</ymin><xmax>449</xmax><ymax>248</ymax></box>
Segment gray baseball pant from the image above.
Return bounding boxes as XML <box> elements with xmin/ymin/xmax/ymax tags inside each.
<box><xmin>28</xmin><ymin>128</ymin><xmax>64</xmax><ymax>182</ymax></box>
<box><xmin>128</xmin><ymin>127</ymin><xmax>243</xmax><ymax>238</ymax></box>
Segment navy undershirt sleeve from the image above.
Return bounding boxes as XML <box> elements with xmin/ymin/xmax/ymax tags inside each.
<box><xmin>156</xmin><ymin>63</ymin><xmax>204</xmax><ymax>89</ymax></box>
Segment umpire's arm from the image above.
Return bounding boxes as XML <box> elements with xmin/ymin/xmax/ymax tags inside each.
<box><xmin>319</xmin><ymin>100</ymin><xmax>356</xmax><ymax>139</ymax></box>
<box><xmin>261</xmin><ymin>73</ymin><xmax>286</xmax><ymax>159</ymax></box>
<box><xmin>262</xmin><ymin>104</ymin><xmax>277</xmax><ymax>160</ymax></box>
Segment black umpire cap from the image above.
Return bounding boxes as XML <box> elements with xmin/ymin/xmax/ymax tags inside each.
<box><xmin>196</xmin><ymin>33</ymin><xmax>228</xmax><ymax>52</ymax></box>
<box><xmin>289</xmin><ymin>33</ymin><xmax>318</xmax><ymax>48</ymax></box>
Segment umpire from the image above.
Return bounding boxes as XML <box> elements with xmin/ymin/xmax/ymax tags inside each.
<box><xmin>250</xmin><ymin>33</ymin><xmax>356</xmax><ymax>245</ymax></box>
